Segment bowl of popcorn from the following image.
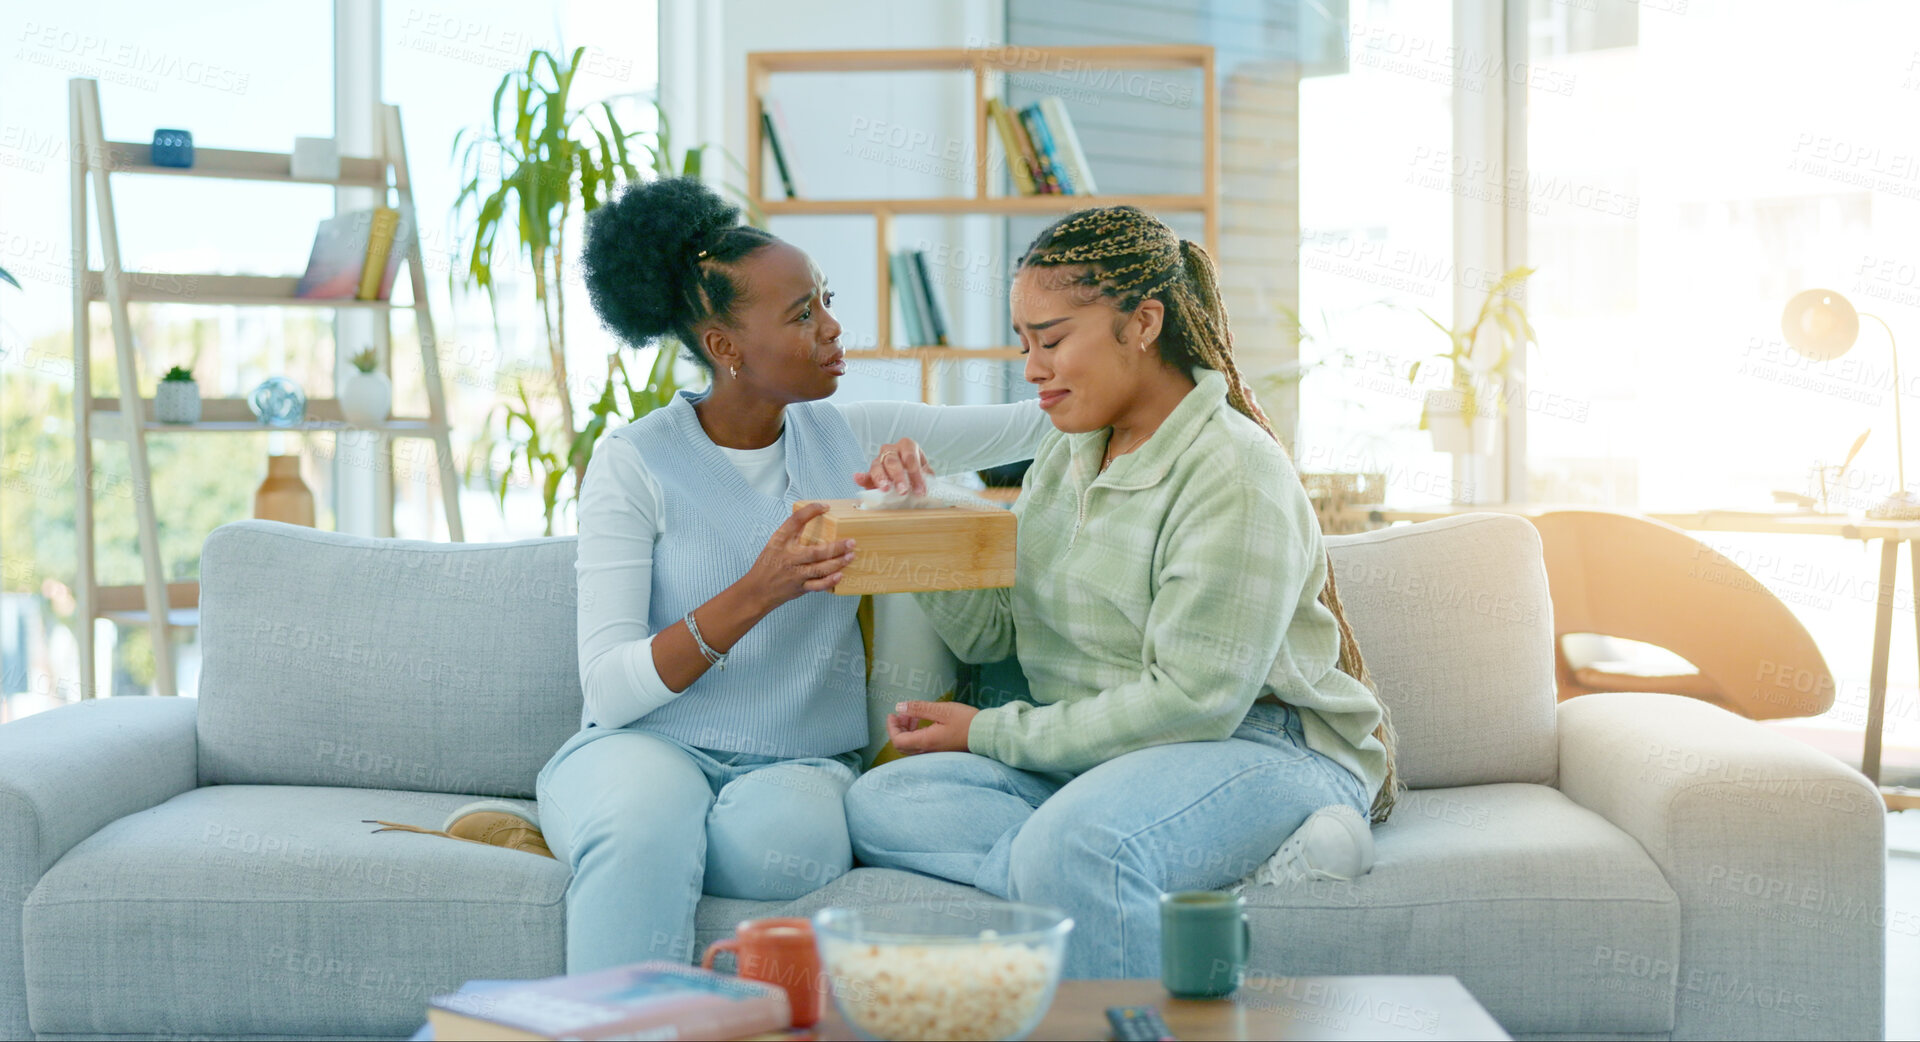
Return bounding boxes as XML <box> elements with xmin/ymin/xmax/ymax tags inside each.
<box><xmin>813</xmin><ymin>901</ymin><xmax>1072</xmax><ymax>1041</ymax></box>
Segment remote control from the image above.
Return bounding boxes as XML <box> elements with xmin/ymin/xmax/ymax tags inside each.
<box><xmin>1106</xmin><ymin>1005</ymin><xmax>1177</xmax><ymax>1041</ymax></box>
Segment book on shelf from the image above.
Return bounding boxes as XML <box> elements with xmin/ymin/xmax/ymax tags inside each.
<box><xmin>890</xmin><ymin>251</ymin><xmax>928</xmax><ymax>346</ymax></box>
<box><xmin>986</xmin><ymin>98</ymin><xmax>1042</xmax><ymax>196</ymax></box>
<box><xmin>425</xmin><ymin>961</ymin><xmax>791</xmax><ymax>1041</ymax></box>
<box><xmin>295</xmin><ymin>205</ymin><xmax>413</xmax><ymax>301</ymax></box>
<box><xmin>1038</xmin><ymin>97</ymin><xmax>1098</xmax><ymax>196</ymax></box>
<box><xmin>1018</xmin><ymin>103</ymin><xmax>1070</xmax><ymax>195</ymax></box>
<box><xmin>760</xmin><ymin>98</ymin><xmax>799</xmax><ymax>199</ymax></box>
<box><xmin>909</xmin><ymin>250</ymin><xmax>949</xmax><ymax>346</ymax></box>
<box><xmin>356</xmin><ymin>206</ymin><xmax>401</xmax><ymax>300</ymax></box>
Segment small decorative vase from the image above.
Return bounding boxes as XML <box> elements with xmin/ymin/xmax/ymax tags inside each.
<box><xmin>339</xmin><ymin>370</ymin><xmax>393</xmax><ymax>426</ymax></box>
<box><xmin>154</xmin><ymin>380</ymin><xmax>201</xmax><ymax>424</ymax></box>
<box><xmin>1424</xmin><ymin>387</ymin><xmax>1497</xmax><ymax>456</ymax></box>
<box><xmin>254</xmin><ymin>455</ymin><xmax>316</xmax><ymax>527</ymax></box>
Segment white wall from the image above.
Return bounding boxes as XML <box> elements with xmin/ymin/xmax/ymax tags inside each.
<box><xmin>665</xmin><ymin>0</ymin><xmax>1013</xmax><ymax>404</ymax></box>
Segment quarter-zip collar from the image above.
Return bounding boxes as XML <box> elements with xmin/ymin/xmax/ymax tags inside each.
<box><xmin>1065</xmin><ymin>367</ymin><xmax>1229</xmax><ymax>493</ymax></box>
<box><xmin>1059</xmin><ymin>367</ymin><xmax>1230</xmax><ymax>551</ymax></box>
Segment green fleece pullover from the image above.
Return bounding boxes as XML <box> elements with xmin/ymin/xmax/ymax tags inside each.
<box><xmin>916</xmin><ymin>367</ymin><xmax>1389</xmax><ymax>801</ymax></box>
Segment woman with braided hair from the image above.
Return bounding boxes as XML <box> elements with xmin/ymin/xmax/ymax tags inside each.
<box><xmin>845</xmin><ymin>205</ymin><xmax>1398</xmax><ymax>979</ymax></box>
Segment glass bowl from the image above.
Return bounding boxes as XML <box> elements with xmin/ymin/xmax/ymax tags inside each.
<box><xmin>247</xmin><ymin>376</ymin><xmax>307</xmax><ymax>427</ymax></box>
<box><xmin>813</xmin><ymin>901</ymin><xmax>1071</xmax><ymax>1042</ymax></box>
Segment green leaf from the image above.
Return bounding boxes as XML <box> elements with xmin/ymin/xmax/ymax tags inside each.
<box><xmin>0</xmin><ymin>265</ymin><xmax>18</xmax><ymax>290</ymax></box>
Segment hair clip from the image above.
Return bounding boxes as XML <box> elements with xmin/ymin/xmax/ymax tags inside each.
<box><xmin>696</xmin><ymin>248</ymin><xmax>711</xmax><ymax>260</ymax></box>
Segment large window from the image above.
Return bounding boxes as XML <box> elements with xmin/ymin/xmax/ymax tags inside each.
<box><xmin>381</xmin><ymin>0</ymin><xmax>659</xmax><ymax>541</ymax></box>
<box><xmin>1294</xmin><ymin>0</ymin><xmax>1459</xmax><ymax>504</ymax></box>
<box><xmin>1522</xmin><ymin>0</ymin><xmax>1920</xmax><ymax>772</ymax></box>
<box><xmin>1</xmin><ymin>2</ymin><xmax>333</xmax><ymax>715</ymax></box>
<box><xmin>1522</xmin><ymin>0</ymin><xmax>1920</xmax><ymax>510</ymax></box>
<box><xmin>0</xmin><ymin>2</ymin><xmax>660</xmax><ymax>716</ymax></box>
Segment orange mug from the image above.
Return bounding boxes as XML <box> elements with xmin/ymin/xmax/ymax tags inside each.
<box><xmin>701</xmin><ymin>916</ymin><xmax>822</xmax><ymax>1028</ymax></box>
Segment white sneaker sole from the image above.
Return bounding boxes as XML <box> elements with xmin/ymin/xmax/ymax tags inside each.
<box><xmin>441</xmin><ymin>798</ymin><xmax>540</xmax><ymax>833</ymax></box>
<box><xmin>1250</xmin><ymin>804</ymin><xmax>1376</xmax><ymax>888</ymax></box>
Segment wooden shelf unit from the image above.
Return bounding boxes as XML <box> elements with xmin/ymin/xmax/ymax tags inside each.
<box><xmin>746</xmin><ymin>45</ymin><xmax>1218</xmax><ymax>402</ymax></box>
<box><xmin>69</xmin><ymin>76</ymin><xmax>466</xmax><ymax>699</ymax></box>
<box><xmin>79</xmin><ymin>271</ymin><xmax>416</xmax><ymax>309</ymax></box>
<box><xmin>88</xmin><ymin>396</ymin><xmax>437</xmax><ymax>437</ymax></box>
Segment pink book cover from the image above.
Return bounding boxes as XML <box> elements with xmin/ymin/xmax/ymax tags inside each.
<box><xmin>294</xmin><ymin>209</ymin><xmax>374</xmax><ymax>299</ymax></box>
<box><xmin>429</xmin><ymin>961</ymin><xmax>791</xmax><ymax>1040</ymax></box>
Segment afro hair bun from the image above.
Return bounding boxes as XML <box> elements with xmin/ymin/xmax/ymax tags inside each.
<box><xmin>582</xmin><ymin>176</ymin><xmax>742</xmax><ymax>348</ymax></box>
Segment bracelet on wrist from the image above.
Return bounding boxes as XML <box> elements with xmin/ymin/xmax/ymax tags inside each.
<box><xmin>683</xmin><ymin>610</ymin><xmax>727</xmax><ymax>671</ymax></box>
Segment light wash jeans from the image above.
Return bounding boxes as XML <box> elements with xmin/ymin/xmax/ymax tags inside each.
<box><xmin>537</xmin><ymin>726</ymin><xmax>862</xmax><ymax>972</ymax></box>
<box><xmin>844</xmin><ymin>700</ymin><xmax>1367</xmax><ymax>979</ymax></box>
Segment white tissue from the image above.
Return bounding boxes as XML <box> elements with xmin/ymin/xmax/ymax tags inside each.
<box><xmin>856</xmin><ymin>481</ymin><xmax>993</xmax><ymax>510</ymax></box>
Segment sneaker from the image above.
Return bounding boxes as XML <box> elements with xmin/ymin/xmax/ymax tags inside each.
<box><xmin>365</xmin><ymin>799</ymin><xmax>554</xmax><ymax>859</ymax></box>
<box><xmin>1250</xmin><ymin>804</ymin><xmax>1375</xmax><ymax>888</ymax></box>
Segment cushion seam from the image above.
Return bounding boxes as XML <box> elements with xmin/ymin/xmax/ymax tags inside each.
<box><xmin>0</xmin><ymin>789</ymin><xmax>46</xmax><ymax>878</ymax></box>
<box><xmin>1245</xmin><ymin>893</ymin><xmax>1679</xmax><ymax>910</ymax></box>
<box><xmin>27</xmin><ymin>893</ymin><xmax>566</xmax><ymax>909</ymax></box>
<box><xmin>212</xmin><ymin>523</ymin><xmax>570</xmax><ymax>556</ymax></box>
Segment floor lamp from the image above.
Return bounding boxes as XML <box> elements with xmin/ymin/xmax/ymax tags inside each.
<box><xmin>1781</xmin><ymin>288</ymin><xmax>1920</xmax><ymax>519</ymax></box>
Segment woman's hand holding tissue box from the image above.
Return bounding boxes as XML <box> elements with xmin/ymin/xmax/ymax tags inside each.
<box><xmin>800</xmin><ymin>439</ymin><xmax>1016</xmax><ymax>595</ymax></box>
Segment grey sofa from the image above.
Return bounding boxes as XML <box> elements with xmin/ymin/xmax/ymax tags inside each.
<box><xmin>0</xmin><ymin>514</ymin><xmax>1885</xmax><ymax>1040</ymax></box>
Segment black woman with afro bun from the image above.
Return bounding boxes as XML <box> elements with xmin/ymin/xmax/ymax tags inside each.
<box><xmin>532</xmin><ymin>176</ymin><xmax>1051</xmax><ymax>972</ymax></box>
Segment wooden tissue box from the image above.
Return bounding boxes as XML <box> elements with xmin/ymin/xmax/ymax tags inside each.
<box><xmin>793</xmin><ymin>498</ymin><xmax>1016</xmax><ymax>595</ymax></box>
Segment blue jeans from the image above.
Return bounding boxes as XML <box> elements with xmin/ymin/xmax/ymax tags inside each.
<box><xmin>537</xmin><ymin>727</ymin><xmax>861</xmax><ymax>972</ymax></box>
<box><xmin>844</xmin><ymin>701</ymin><xmax>1367</xmax><ymax>979</ymax></box>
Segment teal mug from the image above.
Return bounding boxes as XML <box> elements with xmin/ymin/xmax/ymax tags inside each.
<box><xmin>1159</xmin><ymin>890</ymin><xmax>1251</xmax><ymax>998</ymax></box>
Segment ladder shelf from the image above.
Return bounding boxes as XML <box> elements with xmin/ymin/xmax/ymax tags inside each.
<box><xmin>69</xmin><ymin>77</ymin><xmax>465</xmax><ymax>699</ymax></box>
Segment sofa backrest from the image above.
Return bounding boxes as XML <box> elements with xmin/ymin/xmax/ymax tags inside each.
<box><xmin>196</xmin><ymin>521</ymin><xmax>582</xmax><ymax>798</ymax></box>
<box><xmin>1325</xmin><ymin>513</ymin><xmax>1558</xmax><ymax>789</ymax></box>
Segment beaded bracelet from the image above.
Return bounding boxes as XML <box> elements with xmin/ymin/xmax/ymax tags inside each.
<box><xmin>683</xmin><ymin>610</ymin><xmax>727</xmax><ymax>670</ymax></box>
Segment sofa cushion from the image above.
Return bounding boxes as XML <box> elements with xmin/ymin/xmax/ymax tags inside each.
<box><xmin>197</xmin><ymin>520</ymin><xmax>583</xmax><ymax>797</ymax></box>
<box><xmin>694</xmin><ymin>867</ymin><xmax>991</xmax><ymax>956</ymax></box>
<box><xmin>1326</xmin><ymin>513</ymin><xmax>1558</xmax><ymax>788</ymax></box>
<box><xmin>22</xmin><ymin>785</ymin><xmax>567</xmax><ymax>1039</ymax></box>
<box><xmin>1241</xmin><ymin>783</ymin><xmax>1679</xmax><ymax>1036</ymax></box>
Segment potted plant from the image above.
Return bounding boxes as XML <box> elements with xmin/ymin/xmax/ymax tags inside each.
<box><xmin>454</xmin><ymin>46</ymin><xmax>748</xmax><ymax>535</ymax></box>
<box><xmin>340</xmin><ymin>347</ymin><xmax>392</xmax><ymax>426</ymax></box>
<box><xmin>155</xmin><ymin>365</ymin><xmax>201</xmax><ymax>424</ymax></box>
<box><xmin>1409</xmin><ymin>267</ymin><xmax>1538</xmax><ymax>457</ymax></box>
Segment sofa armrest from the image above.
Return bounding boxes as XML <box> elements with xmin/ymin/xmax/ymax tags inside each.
<box><xmin>1</xmin><ymin>696</ymin><xmax>197</xmax><ymax>1037</ymax></box>
<box><xmin>1558</xmin><ymin>693</ymin><xmax>1884</xmax><ymax>1041</ymax></box>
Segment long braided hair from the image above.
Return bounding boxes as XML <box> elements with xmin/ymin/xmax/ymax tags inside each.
<box><xmin>1019</xmin><ymin>205</ymin><xmax>1400</xmax><ymax>823</ymax></box>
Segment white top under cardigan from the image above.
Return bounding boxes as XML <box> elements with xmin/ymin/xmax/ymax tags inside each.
<box><xmin>577</xmin><ymin>398</ymin><xmax>1050</xmax><ymax>731</ymax></box>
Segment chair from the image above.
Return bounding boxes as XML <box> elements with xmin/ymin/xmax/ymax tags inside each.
<box><xmin>1530</xmin><ymin>510</ymin><xmax>1835</xmax><ymax>719</ymax></box>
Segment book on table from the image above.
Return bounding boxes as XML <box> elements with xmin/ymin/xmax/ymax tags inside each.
<box><xmin>425</xmin><ymin>961</ymin><xmax>791</xmax><ymax>1041</ymax></box>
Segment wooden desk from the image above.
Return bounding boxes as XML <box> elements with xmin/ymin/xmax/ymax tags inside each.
<box><xmin>812</xmin><ymin>976</ymin><xmax>1509</xmax><ymax>1041</ymax></box>
<box><xmin>1336</xmin><ymin>504</ymin><xmax>1920</xmax><ymax>811</ymax></box>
